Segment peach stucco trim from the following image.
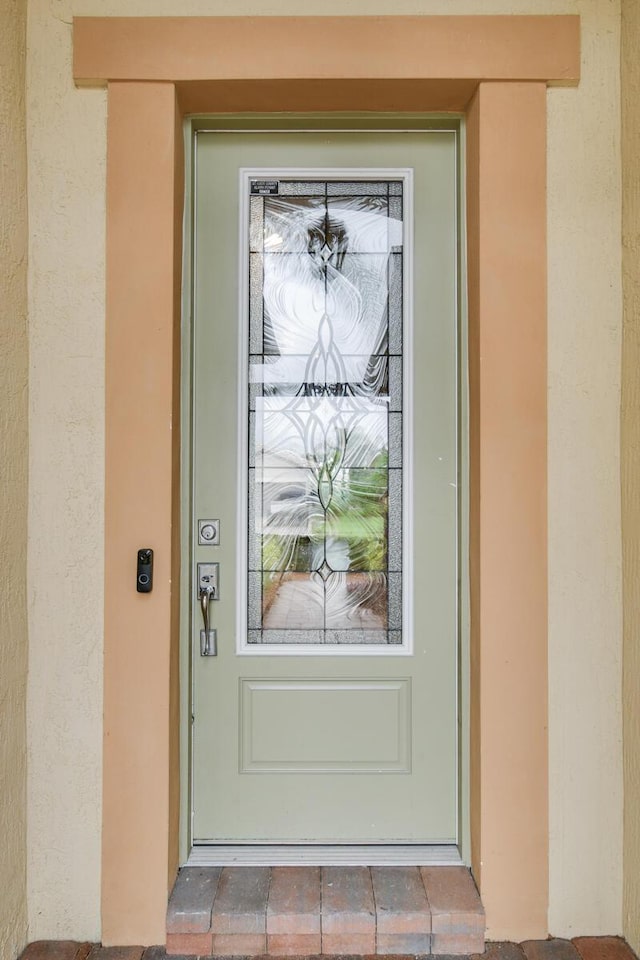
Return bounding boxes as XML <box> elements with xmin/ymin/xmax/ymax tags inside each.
<box><xmin>467</xmin><ymin>82</ymin><xmax>549</xmax><ymax>937</ymax></box>
<box><xmin>176</xmin><ymin>79</ymin><xmax>480</xmax><ymax>115</ymax></box>
<box><xmin>84</xmin><ymin>12</ymin><xmax>578</xmax><ymax>947</ymax></box>
<box><xmin>73</xmin><ymin>15</ymin><xmax>579</xmax><ymax>85</ymax></box>
<box><xmin>103</xmin><ymin>80</ymin><xmax>183</xmax><ymax>946</ymax></box>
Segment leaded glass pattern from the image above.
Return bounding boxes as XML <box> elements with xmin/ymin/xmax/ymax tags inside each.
<box><xmin>247</xmin><ymin>178</ymin><xmax>404</xmax><ymax>645</ymax></box>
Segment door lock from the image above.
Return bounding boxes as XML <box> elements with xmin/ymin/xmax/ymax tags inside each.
<box><xmin>198</xmin><ymin>519</ymin><xmax>220</xmax><ymax>545</ymax></box>
<box><xmin>197</xmin><ymin>563</ymin><xmax>219</xmax><ymax>656</ymax></box>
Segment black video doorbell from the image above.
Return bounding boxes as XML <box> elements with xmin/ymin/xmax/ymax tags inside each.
<box><xmin>136</xmin><ymin>548</ymin><xmax>153</xmax><ymax>593</ymax></box>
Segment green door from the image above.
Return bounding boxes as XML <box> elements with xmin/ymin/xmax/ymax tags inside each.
<box><xmin>190</xmin><ymin>129</ymin><xmax>459</xmax><ymax>845</ymax></box>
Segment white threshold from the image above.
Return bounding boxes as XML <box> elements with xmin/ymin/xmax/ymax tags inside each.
<box><xmin>187</xmin><ymin>843</ymin><xmax>462</xmax><ymax>866</ymax></box>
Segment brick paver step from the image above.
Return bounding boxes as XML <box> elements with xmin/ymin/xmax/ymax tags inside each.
<box><xmin>421</xmin><ymin>866</ymin><xmax>484</xmax><ymax>956</ymax></box>
<box><xmin>166</xmin><ymin>867</ymin><xmax>222</xmax><ymax>935</ymax></box>
<box><xmin>371</xmin><ymin>866</ymin><xmax>431</xmax><ymax>956</ymax></box>
<box><xmin>321</xmin><ymin>865</ymin><xmax>376</xmax><ymax>955</ymax></box>
<box><xmin>267</xmin><ymin>866</ymin><xmax>321</xmax><ymax>956</ymax></box>
<box><xmin>164</xmin><ymin>864</ymin><xmax>485</xmax><ymax>956</ymax></box>
<box><xmin>210</xmin><ymin>866</ymin><xmax>271</xmax><ymax>957</ymax></box>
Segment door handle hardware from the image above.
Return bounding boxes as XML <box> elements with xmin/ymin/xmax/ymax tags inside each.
<box><xmin>200</xmin><ymin>582</ymin><xmax>215</xmax><ymax>631</ymax></box>
<box><xmin>197</xmin><ymin>563</ymin><xmax>219</xmax><ymax>657</ymax></box>
<box><xmin>199</xmin><ymin>585</ymin><xmax>217</xmax><ymax>657</ymax></box>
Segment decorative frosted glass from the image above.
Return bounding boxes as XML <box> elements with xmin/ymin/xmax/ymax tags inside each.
<box><xmin>247</xmin><ymin>179</ymin><xmax>404</xmax><ymax>645</ymax></box>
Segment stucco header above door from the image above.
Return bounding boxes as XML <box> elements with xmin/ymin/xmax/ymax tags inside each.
<box><xmin>73</xmin><ymin>15</ymin><xmax>580</xmax><ymax>97</ymax></box>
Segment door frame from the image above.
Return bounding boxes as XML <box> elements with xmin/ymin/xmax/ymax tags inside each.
<box><xmin>73</xmin><ymin>13</ymin><xmax>580</xmax><ymax>944</ymax></box>
<box><xmin>180</xmin><ymin>117</ymin><xmax>468</xmax><ymax>859</ymax></box>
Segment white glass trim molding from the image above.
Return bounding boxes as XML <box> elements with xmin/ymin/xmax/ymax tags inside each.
<box><xmin>236</xmin><ymin>168</ymin><xmax>414</xmax><ymax>657</ymax></box>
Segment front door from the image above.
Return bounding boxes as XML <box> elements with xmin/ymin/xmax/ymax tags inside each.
<box><xmin>189</xmin><ymin>128</ymin><xmax>459</xmax><ymax>847</ymax></box>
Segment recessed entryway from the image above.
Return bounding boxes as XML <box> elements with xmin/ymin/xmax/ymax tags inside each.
<box><xmin>71</xmin><ymin>14</ymin><xmax>578</xmax><ymax>943</ymax></box>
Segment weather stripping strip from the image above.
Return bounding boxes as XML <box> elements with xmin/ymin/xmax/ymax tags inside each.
<box><xmin>187</xmin><ymin>844</ymin><xmax>462</xmax><ymax>866</ymax></box>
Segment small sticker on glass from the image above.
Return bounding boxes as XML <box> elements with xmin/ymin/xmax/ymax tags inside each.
<box><xmin>251</xmin><ymin>180</ymin><xmax>279</xmax><ymax>196</ymax></box>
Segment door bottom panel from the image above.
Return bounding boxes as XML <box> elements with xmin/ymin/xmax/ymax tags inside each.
<box><xmin>186</xmin><ymin>843</ymin><xmax>462</xmax><ymax>866</ymax></box>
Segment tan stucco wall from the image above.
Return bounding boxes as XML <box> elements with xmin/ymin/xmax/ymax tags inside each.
<box><xmin>547</xmin><ymin>0</ymin><xmax>623</xmax><ymax>936</ymax></box>
<box><xmin>26</xmin><ymin>0</ymin><xmax>623</xmax><ymax>941</ymax></box>
<box><xmin>26</xmin><ymin>0</ymin><xmax>105</xmax><ymax>941</ymax></box>
<box><xmin>0</xmin><ymin>1</ymin><xmax>29</xmax><ymax>959</ymax></box>
<box><xmin>622</xmin><ymin>0</ymin><xmax>640</xmax><ymax>953</ymax></box>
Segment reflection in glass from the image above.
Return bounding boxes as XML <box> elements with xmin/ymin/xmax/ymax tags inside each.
<box><xmin>247</xmin><ymin>179</ymin><xmax>404</xmax><ymax>644</ymax></box>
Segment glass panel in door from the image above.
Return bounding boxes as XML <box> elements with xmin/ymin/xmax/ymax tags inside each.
<box><xmin>247</xmin><ymin>179</ymin><xmax>405</xmax><ymax>649</ymax></box>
